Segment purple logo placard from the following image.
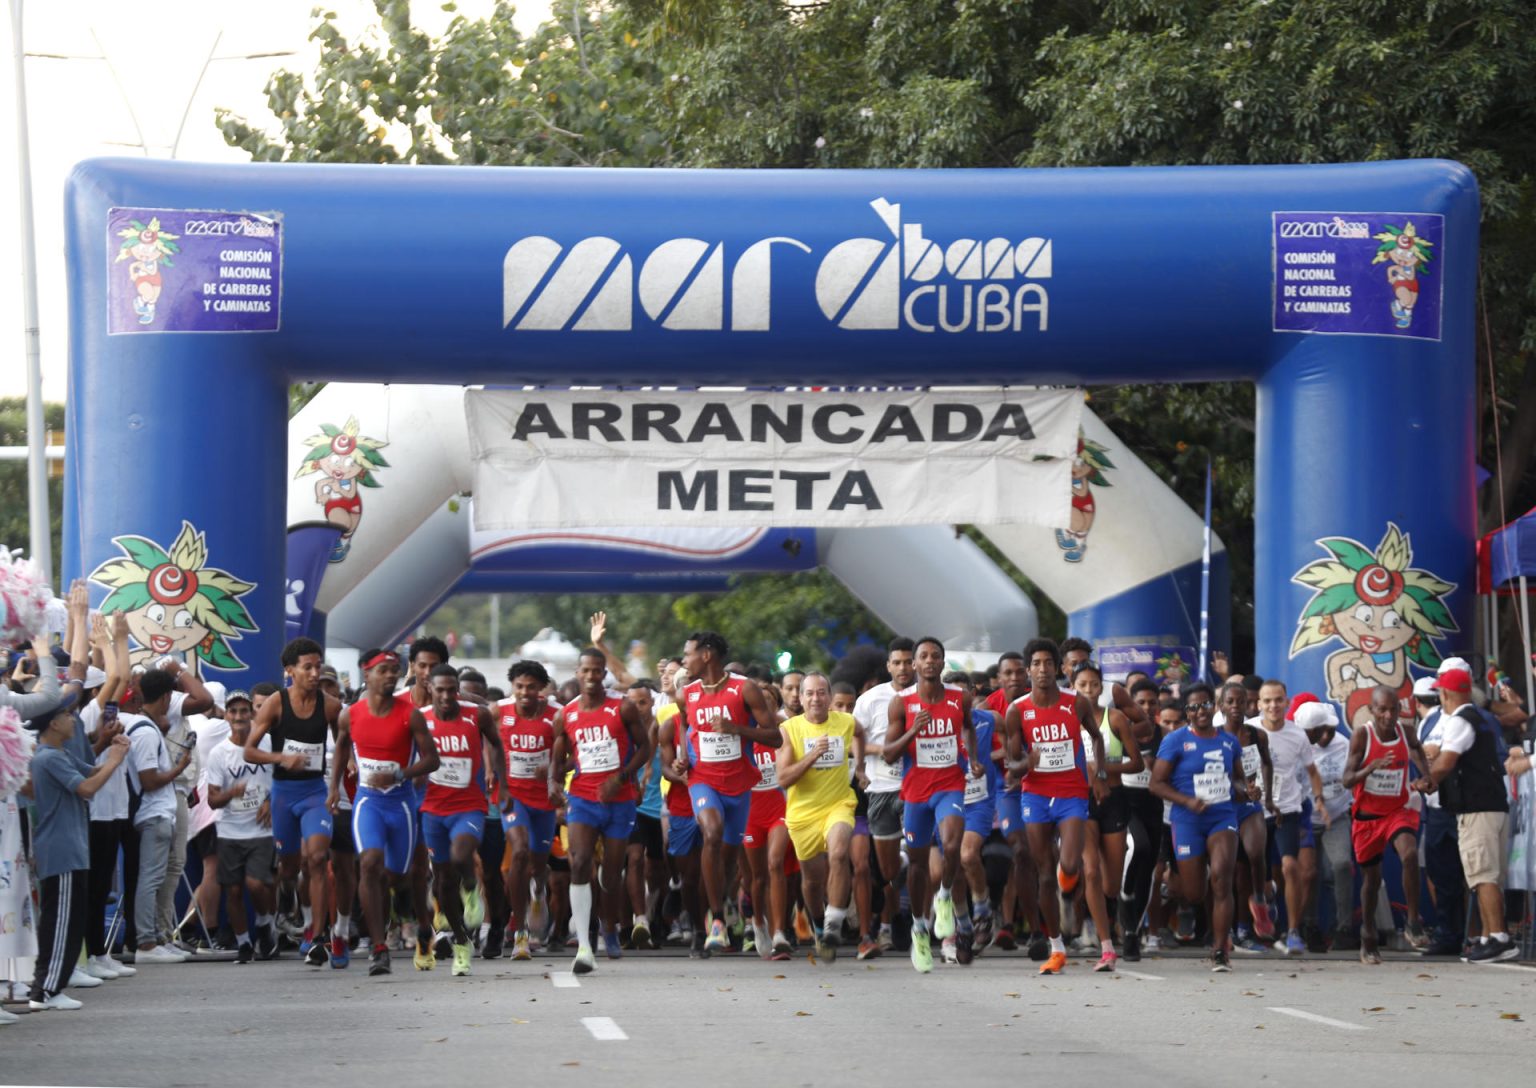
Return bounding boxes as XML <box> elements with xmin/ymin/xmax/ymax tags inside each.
<box><xmin>1273</xmin><ymin>211</ymin><xmax>1443</xmax><ymax>341</ymax></box>
<box><xmin>108</xmin><ymin>207</ymin><xmax>282</xmax><ymax>334</ymax></box>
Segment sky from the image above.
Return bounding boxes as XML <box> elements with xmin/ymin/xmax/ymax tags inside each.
<box><xmin>0</xmin><ymin>0</ymin><xmax>549</xmax><ymax>401</ymax></box>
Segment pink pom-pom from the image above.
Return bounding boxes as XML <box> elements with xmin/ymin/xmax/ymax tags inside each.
<box><xmin>0</xmin><ymin>706</ymin><xmax>36</xmax><ymax>796</ymax></box>
<box><xmin>0</xmin><ymin>548</ymin><xmax>52</xmax><ymax>645</ymax></box>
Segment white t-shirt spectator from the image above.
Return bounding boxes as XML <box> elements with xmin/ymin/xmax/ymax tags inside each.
<box><xmin>163</xmin><ymin>692</ymin><xmax>197</xmax><ymax>796</ymax></box>
<box><xmin>1311</xmin><ymin>731</ymin><xmax>1352</xmax><ymax>827</ymax></box>
<box><xmin>1262</xmin><ymin>720</ymin><xmax>1316</xmax><ymax>814</ymax></box>
<box><xmin>78</xmin><ymin>699</ymin><xmax>131</xmax><ymax>822</ymax></box>
<box><xmin>854</xmin><ymin>681</ymin><xmax>903</xmax><ymax>795</ymax></box>
<box><xmin>1420</xmin><ymin>709</ymin><xmax>1446</xmax><ymax>809</ymax></box>
<box><xmin>127</xmin><ymin>714</ymin><xmax>177</xmax><ymax>828</ymax></box>
<box><xmin>187</xmin><ymin>712</ymin><xmax>231</xmax><ymax>837</ymax></box>
<box><xmin>203</xmin><ymin>736</ymin><xmax>272</xmax><ymax>841</ymax></box>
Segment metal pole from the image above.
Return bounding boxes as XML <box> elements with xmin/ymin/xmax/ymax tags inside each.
<box><xmin>11</xmin><ymin>0</ymin><xmax>51</xmax><ymax>585</ymax></box>
<box><xmin>1520</xmin><ymin>576</ymin><xmax>1533</xmax><ymax>719</ymax></box>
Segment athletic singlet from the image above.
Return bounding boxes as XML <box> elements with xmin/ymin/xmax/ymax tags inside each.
<box><xmin>658</xmin><ymin>704</ymin><xmax>692</xmax><ymax>818</ymax></box>
<box><xmin>349</xmin><ymin>697</ymin><xmax>416</xmax><ymax>793</ymax></box>
<box><xmin>564</xmin><ymin>695</ymin><xmax>636</xmax><ymax>803</ymax></box>
<box><xmin>421</xmin><ymin>706</ymin><xmax>487</xmax><ymax>816</ymax></box>
<box><xmin>680</xmin><ymin>675</ymin><xmax>760</xmax><ymax>796</ymax></box>
<box><xmin>498</xmin><ymin>700</ymin><xmax>558</xmax><ymax>811</ymax></box>
<box><xmin>898</xmin><ymin>684</ymin><xmax>968</xmax><ymax>804</ymax></box>
<box><xmin>1100</xmin><ymin>706</ymin><xmax>1125</xmax><ymax>762</ymax></box>
<box><xmin>751</xmin><ymin>744</ymin><xmax>782</xmax><ymax>793</ymax></box>
<box><xmin>965</xmin><ymin>710</ymin><xmax>1003</xmax><ymax>806</ymax></box>
<box><xmin>983</xmin><ymin>688</ymin><xmax>1022</xmax><ymax>793</ymax></box>
<box><xmin>1353</xmin><ymin>723</ymin><xmax>1412</xmax><ymax>817</ymax></box>
<box><xmin>1156</xmin><ymin>725</ymin><xmax>1239</xmax><ymax>807</ymax></box>
<box><xmin>1015</xmin><ymin>689</ymin><xmax>1090</xmax><ymax>799</ymax></box>
<box><xmin>271</xmin><ymin>689</ymin><xmax>329</xmax><ymax>782</ymax></box>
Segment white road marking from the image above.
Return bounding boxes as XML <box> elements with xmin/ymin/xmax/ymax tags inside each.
<box><xmin>1481</xmin><ymin>962</ymin><xmax>1536</xmax><ymax>973</ymax></box>
<box><xmin>582</xmin><ymin>1016</ymin><xmax>628</xmax><ymax>1040</ymax></box>
<box><xmin>1116</xmin><ymin>969</ymin><xmax>1165</xmax><ymax>981</ymax></box>
<box><xmin>550</xmin><ymin>973</ymin><xmax>581</xmax><ymax>988</ymax></box>
<box><xmin>1266</xmin><ymin>1007</ymin><xmax>1368</xmax><ymax>1031</ymax></box>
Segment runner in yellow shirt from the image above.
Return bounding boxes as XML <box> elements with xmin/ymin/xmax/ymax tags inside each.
<box><xmin>778</xmin><ymin>672</ymin><xmax>867</xmax><ymax>963</ymax></box>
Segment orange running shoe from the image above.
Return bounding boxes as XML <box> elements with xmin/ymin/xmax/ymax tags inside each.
<box><xmin>1039</xmin><ymin>950</ymin><xmax>1068</xmax><ymax>975</ymax></box>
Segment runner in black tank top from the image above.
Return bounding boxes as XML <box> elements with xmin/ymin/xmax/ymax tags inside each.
<box><xmin>271</xmin><ymin>689</ymin><xmax>330</xmax><ymax>781</ymax></box>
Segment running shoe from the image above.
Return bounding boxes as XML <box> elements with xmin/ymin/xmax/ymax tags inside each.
<box><xmin>330</xmin><ymin>934</ymin><xmax>350</xmax><ymax>969</ymax></box>
<box><xmin>572</xmin><ymin>946</ymin><xmax>596</xmax><ymax>975</ymax></box>
<box><xmin>1467</xmin><ymin>937</ymin><xmax>1520</xmax><ymax>963</ymax></box>
<box><xmin>910</xmin><ymin>929</ymin><xmax>934</xmax><ymax>974</ymax></box>
<box><xmin>414</xmin><ymin>937</ymin><xmax>436</xmax><ymax>971</ymax></box>
<box><xmin>256</xmin><ymin>927</ymin><xmax>278</xmax><ymax>961</ymax></box>
<box><xmin>512</xmin><ymin>931</ymin><xmax>532</xmax><ymax>961</ymax></box>
<box><xmin>1359</xmin><ymin>944</ymin><xmax>1382</xmax><ymax>966</ymax></box>
<box><xmin>463</xmin><ymin>886</ymin><xmax>485</xmax><ymax>932</ymax></box>
<box><xmin>991</xmin><ymin>925</ymin><xmax>1017</xmax><ymax>951</ymax></box>
<box><xmin>1234</xmin><ymin>935</ymin><xmax>1269</xmax><ymax>955</ymax></box>
<box><xmin>690</xmin><ymin>934</ymin><xmax>712</xmax><ymax>960</ymax></box>
<box><xmin>1121</xmin><ymin>931</ymin><xmax>1141</xmax><ymax>962</ymax></box>
<box><xmin>452</xmin><ymin>941</ymin><xmax>472</xmax><ymax>977</ymax></box>
<box><xmin>83</xmin><ymin>956</ymin><xmax>120</xmax><ymax>980</ymax></box>
<box><xmin>481</xmin><ymin>926</ymin><xmax>504</xmax><ymax>960</ymax></box>
<box><xmin>1027</xmin><ymin>934</ymin><xmax>1050</xmax><ymax>962</ymax></box>
<box><xmin>305</xmin><ymin>935</ymin><xmax>329</xmax><ymax>967</ymax></box>
<box><xmin>941</xmin><ymin>937</ymin><xmax>959</xmax><ymax>964</ymax></box>
<box><xmin>667</xmin><ymin>918</ymin><xmax>689</xmax><ymax>946</ymax></box>
<box><xmin>1404</xmin><ymin>922</ymin><xmax>1430</xmax><ymax>951</ymax></box>
<box><xmin>1039</xmin><ymin>950</ymin><xmax>1068</xmax><ymax>975</ymax></box>
<box><xmin>933</xmin><ymin>895</ymin><xmax>957</xmax><ymax>940</ymax></box>
<box><xmin>603</xmin><ymin>930</ymin><xmax>623</xmax><ymax>960</ymax></box>
<box><xmin>769</xmin><ymin>933</ymin><xmax>791</xmax><ymax>962</ymax></box>
<box><xmin>955</xmin><ymin>931</ymin><xmax>975</xmax><ymax>966</ymax></box>
<box><xmin>28</xmin><ymin>992</ymin><xmax>83</xmax><ymax>1011</ymax></box>
<box><xmin>815</xmin><ymin>928</ymin><xmax>841</xmax><ymax>964</ymax></box>
<box><xmin>1284</xmin><ymin>931</ymin><xmax>1306</xmax><ymax>956</ymax></box>
<box><xmin>434</xmin><ymin>934</ymin><xmax>453</xmax><ymax>961</ymax></box>
<box><xmin>704</xmin><ymin>918</ymin><xmax>730</xmax><ymax>952</ymax></box>
<box><xmin>368</xmin><ymin>945</ymin><xmax>392</xmax><ymax>976</ymax></box>
<box><xmin>1248</xmin><ymin>895</ymin><xmax>1275</xmax><ymax>940</ymax></box>
<box><xmin>878</xmin><ymin>924</ymin><xmax>894</xmax><ymax>951</ymax></box>
<box><xmin>856</xmin><ymin>938</ymin><xmax>881</xmax><ymax>961</ymax></box>
<box><xmin>1142</xmin><ymin>933</ymin><xmax>1163</xmax><ymax>953</ymax></box>
<box><xmin>1210</xmin><ymin>950</ymin><xmax>1231</xmax><ymax>973</ymax></box>
<box><xmin>632</xmin><ymin>916</ymin><xmax>652</xmax><ymax>951</ymax></box>
<box><xmin>971</xmin><ymin>907</ymin><xmax>994</xmax><ymax>950</ymax></box>
<box><xmin>1094</xmin><ymin>949</ymin><xmax>1118</xmax><ymax>973</ymax></box>
<box><xmin>236</xmin><ymin>944</ymin><xmax>255</xmax><ymax>965</ymax></box>
<box><xmin>751</xmin><ymin>922</ymin><xmax>770</xmax><ymax>960</ymax></box>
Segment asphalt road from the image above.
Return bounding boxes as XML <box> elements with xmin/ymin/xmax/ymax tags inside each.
<box><xmin>4</xmin><ymin>947</ymin><xmax>1533</xmax><ymax>1087</ymax></box>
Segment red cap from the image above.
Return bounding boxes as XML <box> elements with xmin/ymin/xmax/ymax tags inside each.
<box><xmin>1285</xmin><ymin>692</ymin><xmax>1319</xmax><ymax>722</ymax></box>
<box><xmin>1434</xmin><ymin>668</ymin><xmax>1471</xmax><ymax>693</ymax></box>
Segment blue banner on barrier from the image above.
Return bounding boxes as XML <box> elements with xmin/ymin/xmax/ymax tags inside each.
<box><xmin>107</xmin><ymin>207</ymin><xmax>282</xmax><ymax>334</ymax></box>
<box><xmin>1273</xmin><ymin>211</ymin><xmax>1443</xmax><ymax>340</ymax></box>
<box><xmin>1099</xmin><ymin>643</ymin><xmax>1198</xmax><ymax>687</ymax></box>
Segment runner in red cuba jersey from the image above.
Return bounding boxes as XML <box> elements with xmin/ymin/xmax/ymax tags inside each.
<box><xmin>497</xmin><ymin>659</ymin><xmax>560</xmax><ymax>962</ymax></box>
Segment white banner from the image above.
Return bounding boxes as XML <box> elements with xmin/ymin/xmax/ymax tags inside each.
<box><xmin>467</xmin><ymin>388</ymin><xmax>1082</xmax><ymax>529</ymax></box>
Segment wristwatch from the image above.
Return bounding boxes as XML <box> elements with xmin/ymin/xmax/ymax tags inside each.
<box><xmin>1095</xmin><ymin>769</ymin><xmax>1109</xmax><ymax>781</ymax></box>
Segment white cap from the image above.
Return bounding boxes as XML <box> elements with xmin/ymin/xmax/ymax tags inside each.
<box><xmin>1294</xmin><ymin>701</ymin><xmax>1339</xmax><ymax>730</ymax></box>
<box><xmin>84</xmin><ymin>666</ymin><xmax>107</xmax><ymax>690</ymax></box>
<box><xmin>1412</xmin><ymin>675</ymin><xmax>1439</xmax><ymax>698</ymax></box>
<box><xmin>204</xmin><ymin>680</ymin><xmax>227</xmax><ymax>710</ymax></box>
<box><xmin>1437</xmin><ymin>656</ymin><xmax>1470</xmax><ymax>676</ymax></box>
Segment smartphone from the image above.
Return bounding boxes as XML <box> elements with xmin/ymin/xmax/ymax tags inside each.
<box><xmin>103</xmin><ymin>702</ymin><xmax>119</xmax><ymax>725</ymax></box>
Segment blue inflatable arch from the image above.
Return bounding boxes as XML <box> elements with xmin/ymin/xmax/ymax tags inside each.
<box><xmin>65</xmin><ymin>158</ymin><xmax>1477</xmax><ymax>715</ymax></box>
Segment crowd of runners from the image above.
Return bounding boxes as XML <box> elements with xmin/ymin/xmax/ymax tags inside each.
<box><xmin>11</xmin><ymin>607</ymin><xmax>1532</xmax><ymax>1016</ymax></box>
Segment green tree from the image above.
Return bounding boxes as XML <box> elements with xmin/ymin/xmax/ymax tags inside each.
<box><xmin>0</xmin><ymin>398</ymin><xmax>64</xmax><ymax>583</ymax></box>
<box><xmin>221</xmin><ymin>0</ymin><xmax>1536</xmax><ymax>668</ymax></box>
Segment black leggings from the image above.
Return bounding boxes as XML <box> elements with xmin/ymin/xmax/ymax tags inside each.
<box><xmin>1118</xmin><ymin>791</ymin><xmax>1162</xmax><ymax>935</ymax></box>
<box><xmin>86</xmin><ymin>818</ymin><xmax>129</xmax><ymax>957</ymax></box>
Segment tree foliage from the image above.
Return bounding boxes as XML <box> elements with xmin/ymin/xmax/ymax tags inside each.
<box><xmin>220</xmin><ymin>0</ymin><xmax>1536</xmax><ymax>667</ymax></box>
<box><xmin>0</xmin><ymin>398</ymin><xmax>65</xmax><ymax>583</ymax></box>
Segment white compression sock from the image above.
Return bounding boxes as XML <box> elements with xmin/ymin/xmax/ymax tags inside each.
<box><xmin>571</xmin><ymin>883</ymin><xmax>593</xmax><ymax>952</ymax></box>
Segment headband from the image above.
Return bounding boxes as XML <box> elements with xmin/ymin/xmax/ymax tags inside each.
<box><xmin>362</xmin><ymin>650</ymin><xmax>398</xmax><ymax>672</ymax></box>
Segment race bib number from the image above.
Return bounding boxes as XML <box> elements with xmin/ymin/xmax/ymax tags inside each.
<box><xmin>1120</xmin><ymin>768</ymin><xmax>1152</xmax><ymax>789</ymax></box>
<box><xmin>283</xmin><ymin>739</ymin><xmax>324</xmax><ymax>772</ymax></box>
<box><xmin>358</xmin><ymin>757</ymin><xmax>401</xmax><ymax>789</ymax></box>
<box><xmin>753</xmin><ymin>759</ymin><xmax>779</xmax><ymax>791</ymax></box>
<box><xmin>578</xmin><ymin>738</ymin><xmax>620</xmax><ymax>774</ymax></box>
<box><xmin>869</xmin><ymin>756</ymin><xmax>903</xmax><ymax>786</ymax></box>
<box><xmin>1365</xmin><ymin>767</ymin><xmax>1404</xmax><ymax>797</ymax></box>
<box><xmin>430</xmin><ymin>756</ymin><xmax>472</xmax><ymax>789</ymax></box>
<box><xmin>698</xmin><ymin>732</ymin><xmax>742</xmax><ymax>763</ymax></box>
<box><xmin>1194</xmin><ymin>770</ymin><xmax>1229</xmax><ymax>804</ymax></box>
<box><xmin>231</xmin><ymin>781</ymin><xmax>265</xmax><ymax>813</ymax></box>
<box><xmin>1241</xmin><ymin>745</ymin><xmax>1261</xmax><ymax>779</ymax></box>
<box><xmin>1035</xmin><ymin>740</ymin><xmax>1073</xmax><ymax>773</ymax></box>
<box><xmin>508</xmin><ymin>750</ymin><xmax>548</xmax><ymax>780</ymax></box>
<box><xmin>915</xmin><ymin>736</ymin><xmax>956</xmax><ymax>768</ymax></box>
<box><xmin>1322</xmin><ymin>780</ymin><xmax>1343</xmax><ymax>800</ymax></box>
<box><xmin>964</xmin><ymin>774</ymin><xmax>989</xmax><ymax>805</ymax></box>
<box><xmin>812</xmin><ymin>735</ymin><xmax>845</xmax><ymax>770</ymax></box>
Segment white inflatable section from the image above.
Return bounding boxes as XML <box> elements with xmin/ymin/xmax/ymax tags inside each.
<box><xmin>817</xmin><ymin>526</ymin><xmax>1037</xmax><ymax>653</ymax></box>
<box><xmin>287</xmin><ymin>383</ymin><xmax>473</xmax><ymax>613</ymax></box>
<box><xmin>324</xmin><ymin>500</ymin><xmax>469</xmax><ymax>651</ymax></box>
<box><xmin>976</xmin><ymin>406</ymin><xmax>1223</xmax><ymax>613</ymax></box>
